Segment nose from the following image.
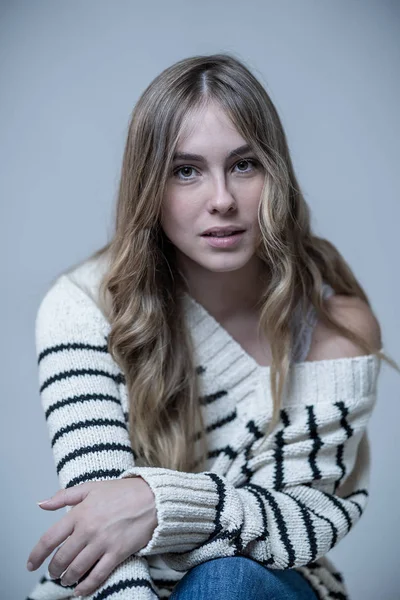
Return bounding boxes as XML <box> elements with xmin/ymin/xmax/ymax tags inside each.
<box><xmin>207</xmin><ymin>175</ymin><xmax>237</xmax><ymax>214</ymax></box>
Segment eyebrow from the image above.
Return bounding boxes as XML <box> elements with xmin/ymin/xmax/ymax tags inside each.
<box><xmin>172</xmin><ymin>144</ymin><xmax>253</xmax><ymax>162</ymax></box>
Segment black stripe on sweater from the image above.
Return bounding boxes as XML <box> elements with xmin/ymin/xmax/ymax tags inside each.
<box><xmin>202</xmin><ymin>472</ymin><xmax>225</xmax><ymax>544</ymax></box>
<box><xmin>206</xmin><ymin>409</ymin><xmax>237</xmax><ymax>433</ymax></box>
<box><xmin>241</xmin><ymin>447</ymin><xmax>253</xmax><ymax>481</ymax></box>
<box><xmin>208</xmin><ymin>445</ymin><xmax>238</xmax><ymax>460</ymax></box>
<box><xmin>51</xmin><ymin>417</ymin><xmax>128</xmax><ymax>447</ymax></box>
<box><xmin>331</xmin><ymin>571</ymin><xmax>344</xmax><ymax>583</ymax></box>
<box><xmin>57</xmin><ymin>441</ymin><xmax>134</xmax><ymax>474</ymax></box>
<box><xmin>195</xmin><ymin>471</ymin><xmax>245</xmax><ymax>554</ymax></box>
<box><xmin>314</xmin><ymin>489</ymin><xmax>353</xmax><ymax>532</ymax></box>
<box><xmin>344</xmin><ymin>498</ymin><xmax>362</xmax><ymax>518</ymax></box>
<box><xmin>306</xmin><ymin>405</ymin><xmax>323</xmax><ymax>480</ymax></box>
<box><xmin>238</xmin><ymin>419</ymin><xmax>267</xmax><ymax>483</ymax></box>
<box><xmin>151</xmin><ymin>576</ymin><xmax>182</xmax><ymax>588</ymax></box>
<box><xmin>40</xmin><ymin>368</ymin><xmax>125</xmax><ymax>393</ymax></box>
<box><xmin>66</xmin><ymin>468</ymin><xmax>127</xmax><ymax>489</ymax></box>
<box><xmin>38</xmin><ymin>342</ymin><xmax>109</xmax><ymax>363</ymax></box>
<box><xmin>192</xmin><ymin>405</ymin><xmax>237</xmax><ymax>443</ymax></box>
<box><xmin>260</xmin><ymin>484</ymin><xmax>321</xmax><ymax>563</ymax></box>
<box><xmin>36</xmin><ymin>573</ymin><xmax>158</xmax><ymax>599</ymax></box>
<box><xmin>273</xmin><ymin>409</ymin><xmax>290</xmax><ymax>490</ymax></box>
<box><xmin>335</xmin><ymin>445</ymin><xmax>345</xmax><ymax>495</ymax></box>
<box><xmin>335</xmin><ymin>401</ymin><xmax>353</xmax><ymax>438</ymax></box>
<box><xmin>190</xmin><ymin>444</ymin><xmax>238</xmax><ymax>470</ymax></box>
<box><xmin>282</xmin><ymin>489</ymin><xmax>338</xmax><ymax>552</ymax></box>
<box><xmin>213</xmin><ymin>523</ymin><xmax>245</xmax><ymax>554</ymax></box>
<box><xmin>199</xmin><ymin>389</ymin><xmax>228</xmax><ymax>405</ymax></box>
<box><xmin>247</xmin><ymin>483</ymin><xmax>297</xmax><ymax>567</ymax></box>
<box><xmin>94</xmin><ymin>577</ymin><xmax>158</xmax><ymax>599</ymax></box>
<box><xmin>247</xmin><ymin>419</ymin><xmax>265</xmax><ymax>441</ymax></box>
<box><xmin>342</xmin><ymin>488</ymin><xmax>368</xmax><ymax>501</ymax></box>
<box><xmin>192</xmin><ymin>410</ymin><xmax>237</xmax><ymax>442</ymax></box>
<box><xmin>333</xmin><ymin>401</ymin><xmax>353</xmax><ymax>494</ymax></box>
<box><xmin>245</xmin><ymin>485</ymin><xmax>274</xmax><ymax>565</ymax></box>
<box><xmin>304</xmin><ymin>561</ymin><xmax>321</xmax><ymax>569</ymax></box>
<box><xmin>271</xmin><ymin>409</ymin><xmax>324</xmax><ymax>560</ymax></box>
<box><xmin>45</xmin><ymin>393</ymin><xmax>122</xmax><ymax>419</ymax></box>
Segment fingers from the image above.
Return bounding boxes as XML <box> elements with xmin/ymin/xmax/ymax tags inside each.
<box><xmin>59</xmin><ymin>544</ymin><xmax>105</xmax><ymax>589</ymax></box>
<box><xmin>27</xmin><ymin>516</ymin><xmax>74</xmax><ymax>571</ymax></box>
<box><xmin>72</xmin><ymin>552</ymin><xmax>118</xmax><ymax>597</ymax></box>
<box><xmin>47</xmin><ymin>531</ymin><xmax>87</xmax><ymax>581</ymax></box>
<box><xmin>38</xmin><ymin>483</ymin><xmax>92</xmax><ymax>510</ymax></box>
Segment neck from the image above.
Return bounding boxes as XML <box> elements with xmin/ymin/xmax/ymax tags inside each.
<box><xmin>178</xmin><ymin>254</ymin><xmax>269</xmax><ymax>321</ymax></box>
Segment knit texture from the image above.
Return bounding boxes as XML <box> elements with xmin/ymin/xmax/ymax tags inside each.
<box><xmin>26</xmin><ymin>260</ymin><xmax>382</xmax><ymax>600</ymax></box>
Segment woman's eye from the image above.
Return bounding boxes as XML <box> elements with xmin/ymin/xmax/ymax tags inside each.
<box><xmin>173</xmin><ymin>166</ymin><xmax>197</xmax><ymax>181</ymax></box>
<box><xmin>235</xmin><ymin>159</ymin><xmax>258</xmax><ymax>173</ymax></box>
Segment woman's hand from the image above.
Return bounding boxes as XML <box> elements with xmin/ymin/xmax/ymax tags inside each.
<box><xmin>26</xmin><ymin>476</ymin><xmax>158</xmax><ymax>596</ymax></box>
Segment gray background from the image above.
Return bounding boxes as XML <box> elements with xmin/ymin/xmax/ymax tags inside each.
<box><xmin>1</xmin><ymin>1</ymin><xmax>399</xmax><ymax>598</ymax></box>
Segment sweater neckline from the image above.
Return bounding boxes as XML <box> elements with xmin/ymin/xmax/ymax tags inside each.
<box><xmin>182</xmin><ymin>292</ymin><xmax>267</xmax><ymax>373</ymax></box>
<box><xmin>183</xmin><ymin>292</ymin><xmax>313</xmax><ymax>373</ymax></box>
<box><xmin>182</xmin><ymin>291</ymin><xmax>383</xmax><ymax>380</ymax></box>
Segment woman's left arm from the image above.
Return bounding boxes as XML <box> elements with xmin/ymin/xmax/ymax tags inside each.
<box><xmin>26</xmin><ymin>276</ymin><xmax>159</xmax><ymax>599</ymax></box>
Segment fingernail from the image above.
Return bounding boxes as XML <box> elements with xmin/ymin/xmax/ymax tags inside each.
<box><xmin>37</xmin><ymin>499</ymin><xmax>51</xmax><ymax>505</ymax></box>
<box><xmin>27</xmin><ymin>562</ymin><xmax>34</xmax><ymax>571</ymax></box>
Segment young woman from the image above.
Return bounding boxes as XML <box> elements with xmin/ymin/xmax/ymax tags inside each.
<box><xmin>26</xmin><ymin>53</ymin><xmax>397</xmax><ymax>600</ymax></box>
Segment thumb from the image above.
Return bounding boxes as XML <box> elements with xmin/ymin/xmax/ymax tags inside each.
<box><xmin>36</xmin><ymin>483</ymin><xmax>91</xmax><ymax>509</ymax></box>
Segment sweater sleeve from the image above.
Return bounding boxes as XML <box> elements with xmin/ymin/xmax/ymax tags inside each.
<box><xmin>118</xmin><ymin>354</ymin><xmax>382</xmax><ymax>572</ymax></box>
<box><xmin>31</xmin><ymin>275</ymin><xmax>158</xmax><ymax>600</ymax></box>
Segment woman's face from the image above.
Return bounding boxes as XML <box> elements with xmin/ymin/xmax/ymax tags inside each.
<box><xmin>160</xmin><ymin>102</ymin><xmax>265</xmax><ymax>276</ymax></box>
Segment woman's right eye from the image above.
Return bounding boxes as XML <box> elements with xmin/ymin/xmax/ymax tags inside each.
<box><xmin>173</xmin><ymin>166</ymin><xmax>198</xmax><ymax>181</ymax></box>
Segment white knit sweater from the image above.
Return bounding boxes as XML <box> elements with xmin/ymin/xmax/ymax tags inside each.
<box><xmin>26</xmin><ymin>258</ymin><xmax>382</xmax><ymax>600</ymax></box>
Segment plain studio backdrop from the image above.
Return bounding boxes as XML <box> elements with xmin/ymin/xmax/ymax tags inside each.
<box><xmin>1</xmin><ymin>1</ymin><xmax>399</xmax><ymax>598</ymax></box>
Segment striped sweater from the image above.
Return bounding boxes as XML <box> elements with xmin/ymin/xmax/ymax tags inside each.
<box><xmin>26</xmin><ymin>257</ymin><xmax>382</xmax><ymax>600</ymax></box>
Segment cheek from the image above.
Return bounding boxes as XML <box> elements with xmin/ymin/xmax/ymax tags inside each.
<box><xmin>161</xmin><ymin>189</ymin><xmax>198</xmax><ymax>223</ymax></box>
<box><xmin>251</xmin><ymin>177</ymin><xmax>265</xmax><ymax>202</ymax></box>
<box><xmin>160</xmin><ymin>197</ymin><xmax>195</xmax><ymax>241</ymax></box>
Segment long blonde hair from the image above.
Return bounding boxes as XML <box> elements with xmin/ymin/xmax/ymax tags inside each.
<box><xmin>69</xmin><ymin>53</ymin><xmax>399</xmax><ymax>473</ymax></box>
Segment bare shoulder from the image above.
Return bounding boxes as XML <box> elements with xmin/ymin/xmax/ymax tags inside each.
<box><xmin>306</xmin><ymin>294</ymin><xmax>382</xmax><ymax>361</ymax></box>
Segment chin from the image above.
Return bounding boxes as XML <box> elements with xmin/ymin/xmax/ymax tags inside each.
<box><xmin>175</xmin><ymin>245</ymin><xmax>256</xmax><ymax>273</ymax></box>
<box><xmin>195</xmin><ymin>255</ymin><xmax>254</xmax><ymax>273</ymax></box>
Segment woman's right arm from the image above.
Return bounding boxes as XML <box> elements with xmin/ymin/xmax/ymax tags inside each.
<box><xmin>29</xmin><ymin>274</ymin><xmax>158</xmax><ymax>600</ymax></box>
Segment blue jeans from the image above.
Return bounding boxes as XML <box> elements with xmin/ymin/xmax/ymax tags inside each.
<box><xmin>169</xmin><ymin>557</ymin><xmax>318</xmax><ymax>600</ymax></box>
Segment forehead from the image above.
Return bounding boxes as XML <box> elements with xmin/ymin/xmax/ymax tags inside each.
<box><xmin>177</xmin><ymin>102</ymin><xmax>243</xmax><ymax>149</ymax></box>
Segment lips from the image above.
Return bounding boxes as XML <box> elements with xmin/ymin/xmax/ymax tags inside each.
<box><xmin>202</xmin><ymin>231</ymin><xmax>244</xmax><ymax>237</ymax></box>
<box><xmin>201</xmin><ymin>227</ymin><xmax>245</xmax><ymax>236</ymax></box>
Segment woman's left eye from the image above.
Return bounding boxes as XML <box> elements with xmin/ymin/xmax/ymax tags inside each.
<box><xmin>234</xmin><ymin>159</ymin><xmax>258</xmax><ymax>173</ymax></box>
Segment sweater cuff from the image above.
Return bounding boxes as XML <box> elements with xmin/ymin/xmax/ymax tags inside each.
<box><xmin>117</xmin><ymin>466</ymin><xmax>222</xmax><ymax>556</ymax></box>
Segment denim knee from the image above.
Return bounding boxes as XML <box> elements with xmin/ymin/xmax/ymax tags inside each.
<box><xmin>169</xmin><ymin>556</ymin><xmax>266</xmax><ymax>600</ymax></box>
<box><xmin>169</xmin><ymin>556</ymin><xmax>318</xmax><ymax>600</ymax></box>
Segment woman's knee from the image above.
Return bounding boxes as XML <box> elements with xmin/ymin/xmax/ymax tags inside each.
<box><xmin>169</xmin><ymin>556</ymin><xmax>271</xmax><ymax>600</ymax></box>
<box><xmin>169</xmin><ymin>556</ymin><xmax>318</xmax><ymax>600</ymax></box>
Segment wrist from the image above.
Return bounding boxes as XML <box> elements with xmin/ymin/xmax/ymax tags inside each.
<box><xmin>135</xmin><ymin>475</ymin><xmax>158</xmax><ymax>534</ymax></box>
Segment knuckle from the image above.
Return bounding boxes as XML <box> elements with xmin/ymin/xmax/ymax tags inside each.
<box><xmin>81</xmin><ymin>557</ymin><xmax>114</xmax><ymax>593</ymax></box>
<box><xmin>86</xmin><ymin>524</ymin><xmax>98</xmax><ymax>539</ymax></box>
<box><xmin>95</xmin><ymin>569</ymin><xmax>108</xmax><ymax>583</ymax></box>
<box><xmin>65</xmin><ymin>565</ymin><xmax>80</xmax><ymax>581</ymax></box>
<box><xmin>50</xmin><ymin>552</ymin><xmax>65</xmax><ymax>570</ymax></box>
<box><xmin>78</xmin><ymin>522</ymin><xmax>95</xmax><ymax>538</ymax></box>
<box><xmin>39</xmin><ymin>533</ymin><xmax>55</xmax><ymax>552</ymax></box>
